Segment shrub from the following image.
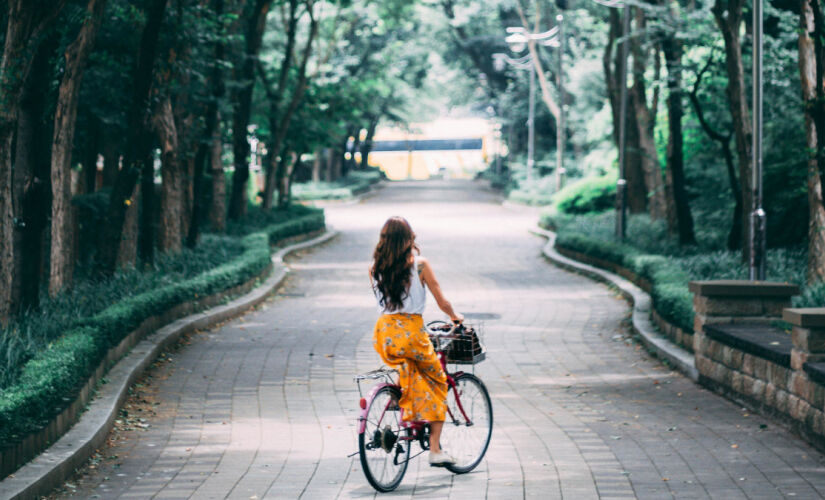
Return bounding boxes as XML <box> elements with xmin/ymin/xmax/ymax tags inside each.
<box><xmin>0</xmin><ymin>211</ymin><xmax>324</xmax><ymax>446</ymax></box>
<box><xmin>553</xmin><ymin>174</ymin><xmax>617</xmax><ymax>215</ymax></box>
<box><xmin>0</xmin><ymin>234</ymin><xmax>248</xmax><ymax>387</ymax></box>
<box><xmin>506</xmin><ymin>174</ymin><xmax>557</xmax><ymax>206</ymax></box>
<box><xmin>227</xmin><ymin>204</ymin><xmax>321</xmax><ymax>236</ymax></box>
<box><xmin>794</xmin><ymin>281</ymin><xmax>825</xmax><ymax>307</ymax></box>
<box><xmin>548</xmin><ymin>211</ymin><xmax>812</xmax><ymax>334</ymax></box>
<box><xmin>291</xmin><ymin>169</ymin><xmax>382</xmax><ymax>201</ymax></box>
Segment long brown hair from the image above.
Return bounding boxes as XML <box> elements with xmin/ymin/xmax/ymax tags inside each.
<box><xmin>372</xmin><ymin>217</ymin><xmax>419</xmax><ymax>311</ymax></box>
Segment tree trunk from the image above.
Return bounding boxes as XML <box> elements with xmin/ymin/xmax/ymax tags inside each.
<box><xmin>118</xmin><ymin>183</ymin><xmax>139</xmax><ymax>269</ymax></box>
<box><xmin>154</xmin><ymin>97</ymin><xmax>183</xmax><ymax>253</ymax></box>
<box><xmin>799</xmin><ymin>0</ymin><xmax>825</xmax><ymax>282</ymax></box>
<box><xmin>359</xmin><ymin>117</ymin><xmax>379</xmax><ymax>170</ymax></box>
<box><xmin>603</xmin><ymin>9</ymin><xmax>646</xmax><ymax>214</ymax></box>
<box><xmin>138</xmin><ymin>148</ymin><xmax>156</xmax><ymax>265</ymax></box>
<box><xmin>49</xmin><ymin>0</ymin><xmax>108</xmax><ymax>297</ymax></box>
<box><xmin>277</xmin><ymin>151</ymin><xmax>297</xmax><ymax>208</ymax></box>
<box><xmin>629</xmin><ymin>12</ymin><xmax>666</xmax><ymax>221</ymax></box>
<box><xmin>261</xmin><ymin>4</ymin><xmax>318</xmax><ymax>209</ymax></box>
<box><xmin>83</xmin><ymin>116</ymin><xmax>101</xmax><ymax>193</ymax></box>
<box><xmin>101</xmin><ymin>127</ymin><xmax>120</xmax><ymax>188</ymax></box>
<box><xmin>12</xmin><ymin>38</ymin><xmax>55</xmax><ymax>312</ymax></box>
<box><xmin>312</xmin><ymin>148</ymin><xmax>321</xmax><ymax>182</ymax></box>
<box><xmin>98</xmin><ymin>0</ymin><xmax>168</xmax><ymax>276</ymax></box>
<box><xmin>228</xmin><ymin>0</ymin><xmax>273</xmax><ymax>220</ymax></box>
<box><xmin>208</xmin><ymin>114</ymin><xmax>226</xmax><ymax>232</ymax></box>
<box><xmin>180</xmin><ymin>155</ymin><xmax>195</xmax><ymax>241</ymax></box>
<box><xmin>330</xmin><ymin>146</ymin><xmax>343</xmax><ymax>181</ymax></box>
<box><xmin>188</xmin><ymin>0</ymin><xmax>225</xmax><ymax>246</ymax></box>
<box><xmin>324</xmin><ymin>148</ymin><xmax>333</xmax><ymax>182</ymax></box>
<box><xmin>348</xmin><ymin>130</ymin><xmax>361</xmax><ymax>173</ymax></box>
<box><xmin>661</xmin><ymin>35</ymin><xmax>696</xmax><ymax>245</ymax></box>
<box><xmin>0</xmin><ymin>0</ymin><xmax>68</xmax><ymax>320</ymax></box>
<box><xmin>713</xmin><ymin>0</ymin><xmax>753</xmax><ymax>261</ymax></box>
<box><xmin>688</xmin><ymin>53</ymin><xmax>743</xmax><ymax>250</ymax></box>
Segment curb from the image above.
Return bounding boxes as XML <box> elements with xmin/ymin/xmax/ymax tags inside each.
<box><xmin>530</xmin><ymin>226</ymin><xmax>698</xmax><ymax>382</ymax></box>
<box><xmin>0</xmin><ymin>229</ymin><xmax>338</xmax><ymax>500</ymax></box>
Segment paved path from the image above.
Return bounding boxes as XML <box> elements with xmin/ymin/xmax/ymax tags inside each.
<box><xmin>52</xmin><ymin>180</ymin><xmax>825</xmax><ymax>499</ymax></box>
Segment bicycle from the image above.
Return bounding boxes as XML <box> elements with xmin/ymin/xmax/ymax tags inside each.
<box><xmin>354</xmin><ymin>321</ymin><xmax>493</xmax><ymax>492</ymax></box>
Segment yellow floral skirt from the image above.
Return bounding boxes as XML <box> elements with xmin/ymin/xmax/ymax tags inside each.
<box><xmin>373</xmin><ymin>313</ymin><xmax>447</xmax><ymax>422</ymax></box>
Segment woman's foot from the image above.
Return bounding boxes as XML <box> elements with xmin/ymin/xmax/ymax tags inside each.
<box><xmin>428</xmin><ymin>450</ymin><xmax>456</xmax><ymax>467</ymax></box>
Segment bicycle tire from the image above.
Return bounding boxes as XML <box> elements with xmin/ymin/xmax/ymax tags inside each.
<box><xmin>442</xmin><ymin>373</ymin><xmax>493</xmax><ymax>474</ymax></box>
<box><xmin>358</xmin><ymin>385</ymin><xmax>410</xmax><ymax>492</ymax></box>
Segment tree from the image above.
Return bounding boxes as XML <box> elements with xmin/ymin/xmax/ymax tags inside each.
<box><xmin>712</xmin><ymin>0</ymin><xmax>752</xmax><ymax>260</ymax></box>
<box><xmin>689</xmin><ymin>53</ymin><xmax>743</xmax><ymax>250</ymax></box>
<box><xmin>659</xmin><ymin>2</ymin><xmax>695</xmax><ymax>245</ymax></box>
<box><xmin>11</xmin><ymin>36</ymin><xmax>57</xmax><ymax>313</ymax></box>
<box><xmin>189</xmin><ymin>0</ymin><xmax>229</xmax><ymax>244</ymax></box>
<box><xmin>0</xmin><ymin>0</ymin><xmax>68</xmax><ymax>320</ymax></box>
<box><xmin>259</xmin><ymin>0</ymin><xmax>318</xmax><ymax>209</ymax></box>
<box><xmin>228</xmin><ymin>0</ymin><xmax>274</xmax><ymax>220</ymax></box>
<box><xmin>49</xmin><ymin>0</ymin><xmax>109</xmax><ymax>296</ymax></box>
<box><xmin>603</xmin><ymin>8</ymin><xmax>647</xmax><ymax>213</ymax></box>
<box><xmin>629</xmin><ymin>9</ymin><xmax>667</xmax><ymax>221</ymax></box>
<box><xmin>797</xmin><ymin>0</ymin><xmax>825</xmax><ymax>282</ymax></box>
<box><xmin>98</xmin><ymin>0</ymin><xmax>170</xmax><ymax>276</ymax></box>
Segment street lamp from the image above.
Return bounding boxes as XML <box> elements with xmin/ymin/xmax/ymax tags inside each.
<box><xmin>617</xmin><ymin>3</ymin><xmax>630</xmax><ymax>240</ymax></box>
<box><xmin>750</xmin><ymin>0</ymin><xmax>767</xmax><ymax>280</ymax></box>
<box><xmin>556</xmin><ymin>14</ymin><xmax>566</xmax><ymax>192</ymax></box>
<box><xmin>493</xmin><ymin>52</ymin><xmax>535</xmax><ymax>182</ymax></box>
<box><xmin>496</xmin><ymin>24</ymin><xmax>561</xmax><ymax>186</ymax></box>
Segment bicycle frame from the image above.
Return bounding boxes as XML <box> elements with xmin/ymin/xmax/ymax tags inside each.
<box><xmin>356</xmin><ymin>349</ymin><xmax>473</xmax><ymax>436</ymax></box>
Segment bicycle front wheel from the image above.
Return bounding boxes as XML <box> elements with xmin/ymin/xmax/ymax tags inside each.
<box><xmin>441</xmin><ymin>373</ymin><xmax>493</xmax><ymax>474</ymax></box>
<box><xmin>358</xmin><ymin>385</ymin><xmax>410</xmax><ymax>492</ymax></box>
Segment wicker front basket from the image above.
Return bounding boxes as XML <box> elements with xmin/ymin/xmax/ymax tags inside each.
<box><xmin>444</xmin><ymin>328</ymin><xmax>486</xmax><ymax>365</ymax></box>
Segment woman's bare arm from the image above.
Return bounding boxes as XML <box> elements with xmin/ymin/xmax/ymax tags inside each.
<box><xmin>419</xmin><ymin>257</ymin><xmax>463</xmax><ymax>323</ymax></box>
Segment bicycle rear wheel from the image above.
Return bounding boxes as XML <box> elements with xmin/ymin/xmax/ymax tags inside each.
<box><xmin>441</xmin><ymin>373</ymin><xmax>493</xmax><ymax>474</ymax></box>
<box><xmin>358</xmin><ymin>385</ymin><xmax>410</xmax><ymax>492</ymax></box>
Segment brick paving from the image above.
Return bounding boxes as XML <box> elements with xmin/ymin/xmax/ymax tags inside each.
<box><xmin>52</xmin><ymin>180</ymin><xmax>825</xmax><ymax>499</ymax></box>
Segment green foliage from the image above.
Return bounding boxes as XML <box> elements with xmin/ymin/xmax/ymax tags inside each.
<box><xmin>553</xmin><ymin>174</ymin><xmax>617</xmax><ymax>215</ymax></box>
<box><xmin>0</xmin><ymin>211</ymin><xmax>325</xmax><ymax>446</ymax></box>
<box><xmin>795</xmin><ymin>282</ymin><xmax>825</xmax><ymax>308</ymax></box>
<box><xmin>546</xmin><ymin>212</ymin><xmax>813</xmax><ymax>333</ymax></box>
<box><xmin>227</xmin><ymin>203</ymin><xmax>321</xmax><ymax>236</ymax></box>
<box><xmin>291</xmin><ymin>169</ymin><xmax>383</xmax><ymax>201</ymax></box>
<box><xmin>506</xmin><ymin>173</ymin><xmax>557</xmax><ymax>206</ymax></box>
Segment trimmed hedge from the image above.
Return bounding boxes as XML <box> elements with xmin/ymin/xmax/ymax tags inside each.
<box><xmin>553</xmin><ymin>230</ymin><xmax>694</xmax><ymax>333</ymax></box>
<box><xmin>553</xmin><ymin>174</ymin><xmax>617</xmax><ymax>215</ymax></box>
<box><xmin>292</xmin><ymin>169</ymin><xmax>382</xmax><ymax>201</ymax></box>
<box><xmin>0</xmin><ymin>211</ymin><xmax>324</xmax><ymax>446</ymax></box>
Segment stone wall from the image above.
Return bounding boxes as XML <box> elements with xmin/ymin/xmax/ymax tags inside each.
<box><xmin>690</xmin><ymin>280</ymin><xmax>825</xmax><ymax>451</ymax></box>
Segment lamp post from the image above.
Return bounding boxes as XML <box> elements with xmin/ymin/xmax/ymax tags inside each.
<box><xmin>616</xmin><ymin>4</ymin><xmax>630</xmax><ymax>240</ymax></box>
<box><xmin>494</xmin><ymin>52</ymin><xmax>538</xmax><ymax>184</ymax></box>
<box><xmin>527</xmin><ymin>59</ymin><xmax>536</xmax><ymax>184</ymax></box>
<box><xmin>556</xmin><ymin>14</ymin><xmax>566</xmax><ymax>192</ymax></box>
<box><xmin>750</xmin><ymin>0</ymin><xmax>767</xmax><ymax>280</ymax></box>
<box><xmin>500</xmin><ymin>25</ymin><xmax>561</xmax><ymax>187</ymax></box>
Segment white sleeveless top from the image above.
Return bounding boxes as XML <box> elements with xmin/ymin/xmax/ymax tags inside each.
<box><xmin>374</xmin><ymin>256</ymin><xmax>426</xmax><ymax>315</ymax></box>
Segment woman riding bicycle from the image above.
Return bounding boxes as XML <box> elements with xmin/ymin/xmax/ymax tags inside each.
<box><xmin>369</xmin><ymin>216</ymin><xmax>463</xmax><ymax>467</ymax></box>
